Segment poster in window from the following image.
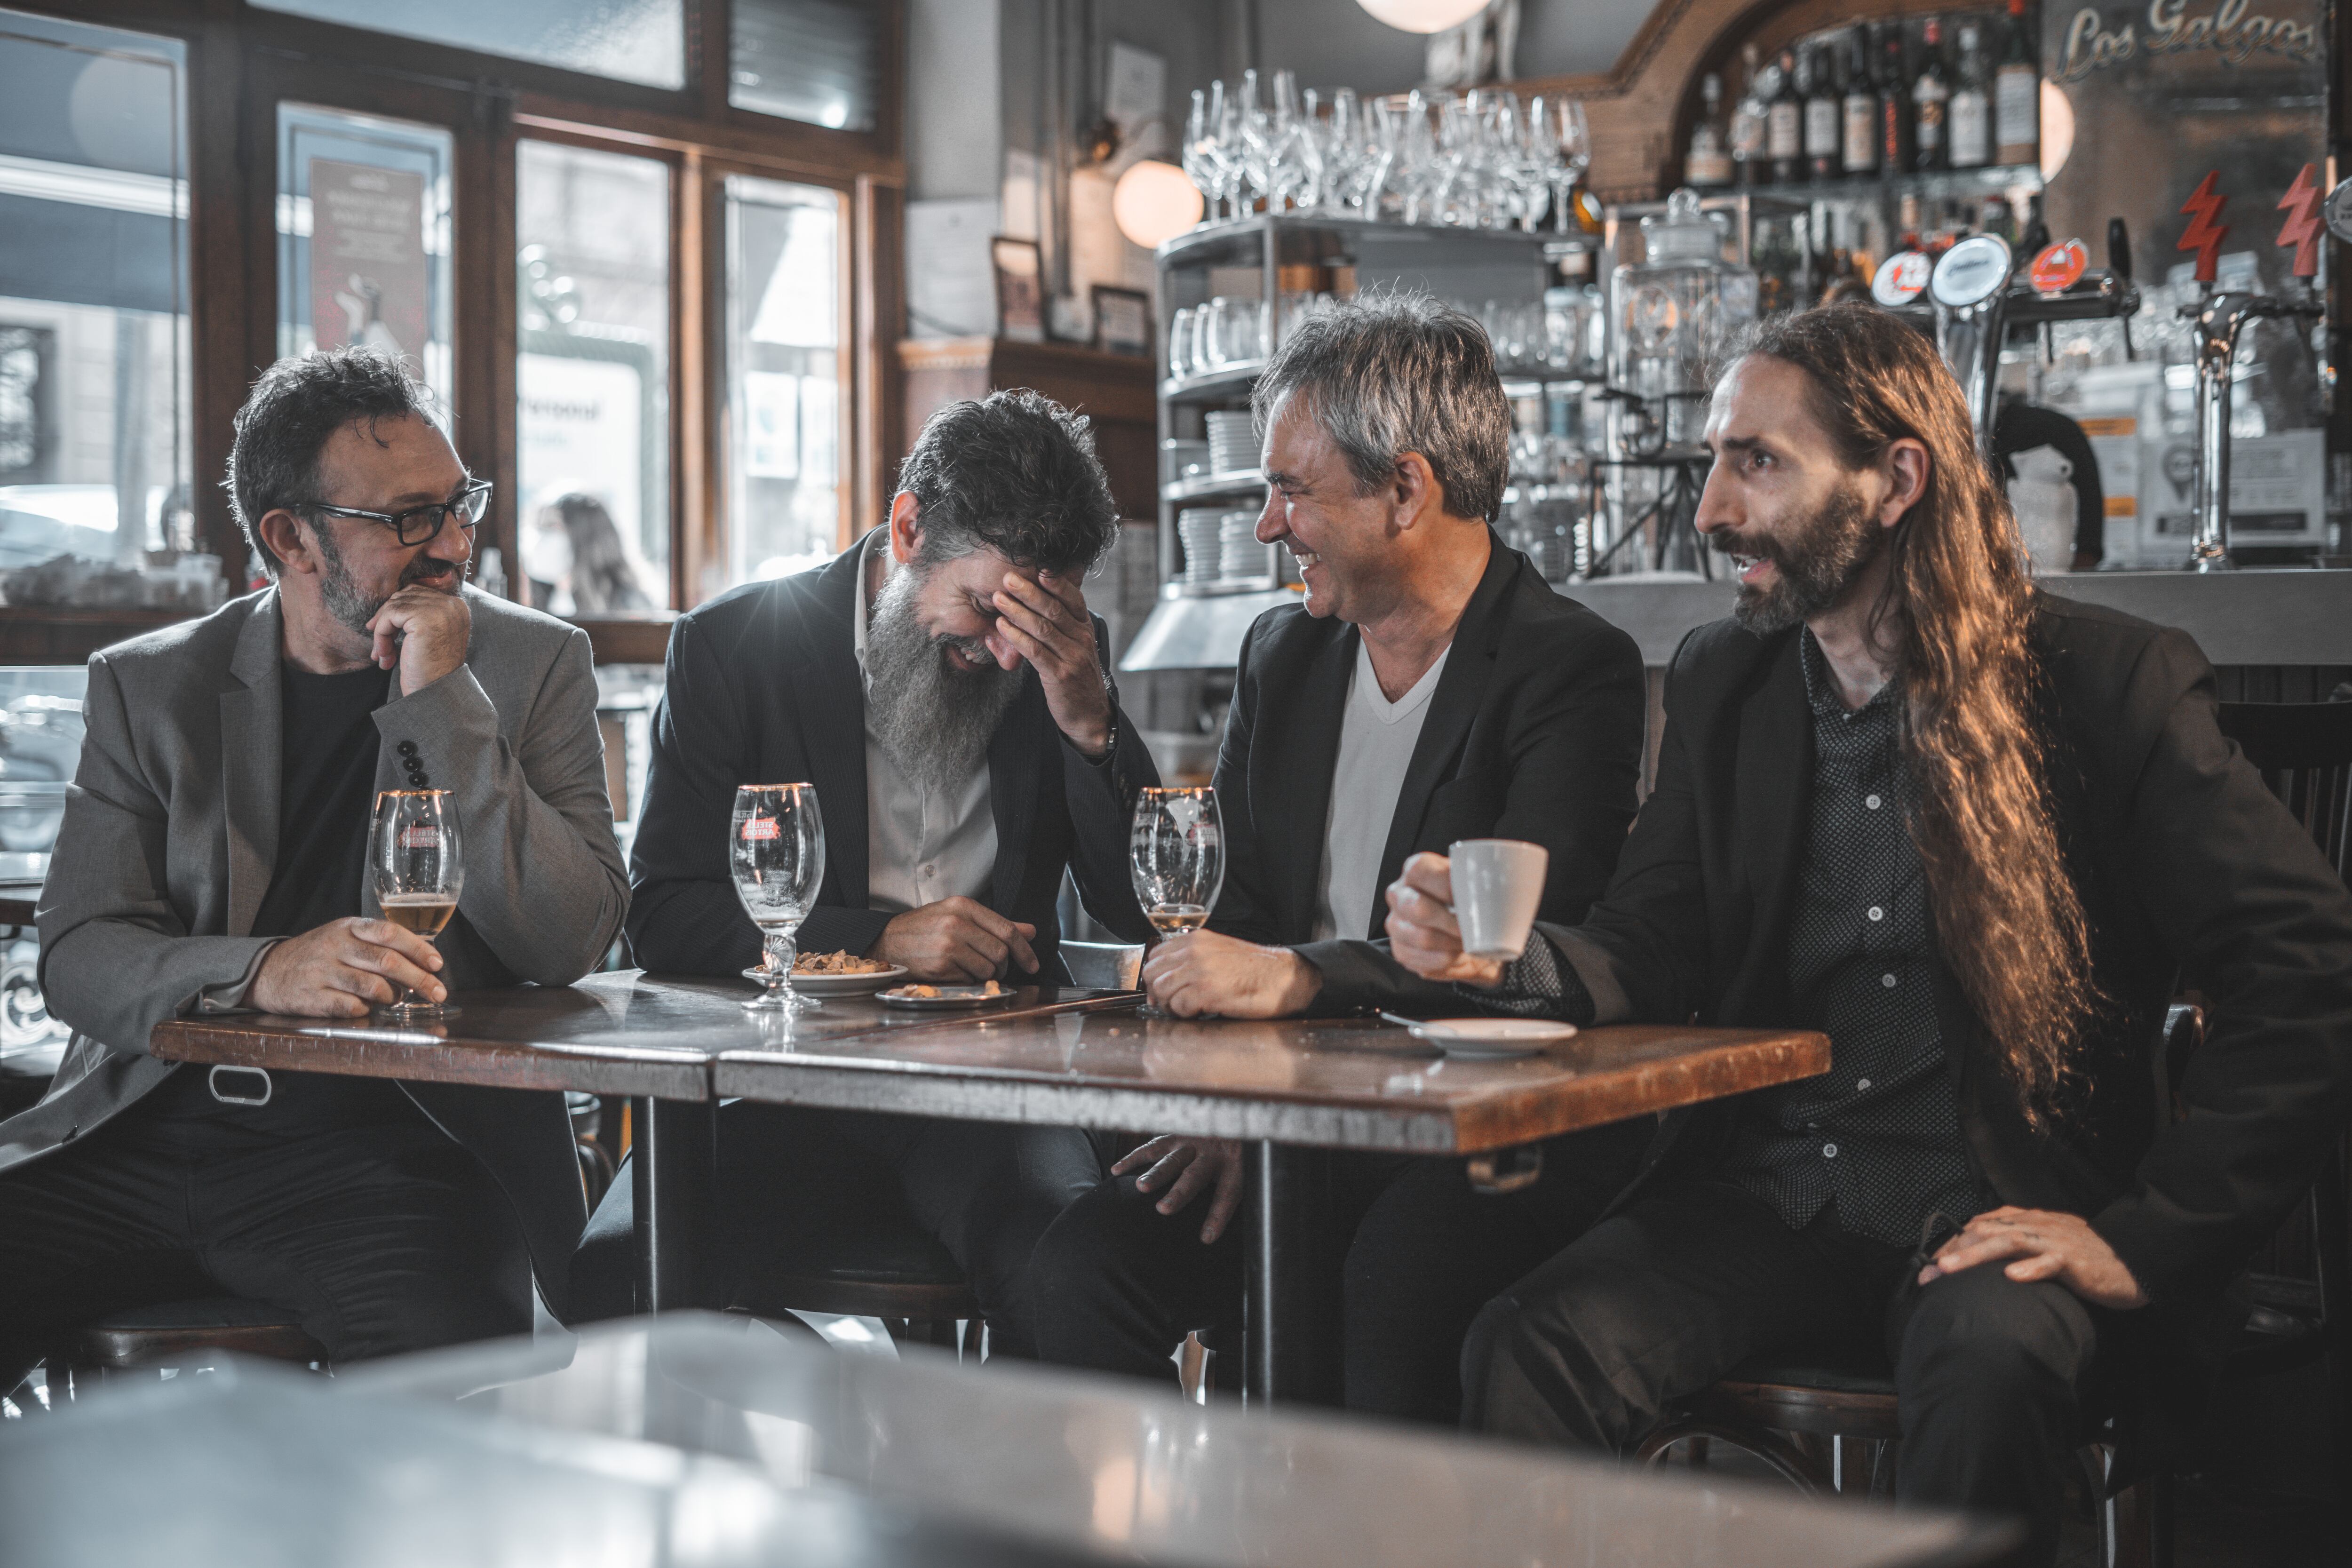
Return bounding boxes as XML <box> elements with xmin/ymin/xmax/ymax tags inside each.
<box><xmin>743</xmin><ymin>371</ymin><xmax>800</xmax><ymax>478</ymax></box>
<box><xmin>310</xmin><ymin>159</ymin><xmax>429</xmax><ymax>363</ymax></box>
<box><xmin>517</xmin><ymin>353</ymin><xmax>644</xmax><ymax>541</ymax></box>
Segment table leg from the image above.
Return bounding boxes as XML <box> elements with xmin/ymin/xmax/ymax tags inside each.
<box><xmin>630</xmin><ymin>1097</ymin><xmax>720</xmax><ymax>1313</ymax></box>
<box><xmin>1242</xmin><ymin>1140</ymin><xmax>1340</xmax><ymax>1408</ymax></box>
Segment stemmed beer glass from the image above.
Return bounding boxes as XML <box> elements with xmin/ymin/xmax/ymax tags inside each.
<box><xmin>1130</xmin><ymin>787</ymin><xmax>1225</xmax><ymax>1015</ymax></box>
<box><xmin>731</xmin><ymin>782</ymin><xmax>826</xmax><ymax>1013</ymax></box>
<box><xmin>369</xmin><ymin>788</ymin><xmax>463</xmax><ymax>1021</ymax></box>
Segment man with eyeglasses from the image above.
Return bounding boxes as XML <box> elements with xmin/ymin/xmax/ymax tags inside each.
<box><xmin>0</xmin><ymin>348</ymin><xmax>626</xmax><ymax>1386</ymax></box>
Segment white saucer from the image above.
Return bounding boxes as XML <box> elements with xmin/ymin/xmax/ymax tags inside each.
<box><xmin>1403</xmin><ymin>1018</ymin><xmax>1577</xmax><ymax>1058</ymax></box>
<box><xmin>789</xmin><ymin>965</ymin><xmax>909</xmax><ymax>996</ymax></box>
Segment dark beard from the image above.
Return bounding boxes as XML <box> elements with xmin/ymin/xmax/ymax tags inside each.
<box><xmin>1716</xmin><ymin>480</ymin><xmax>1883</xmax><ymax>636</ymax></box>
<box><xmin>309</xmin><ymin>518</ymin><xmax>463</xmax><ymax>638</ymax></box>
<box><xmin>864</xmin><ymin>562</ymin><xmax>1023</xmax><ymax>793</ymax></box>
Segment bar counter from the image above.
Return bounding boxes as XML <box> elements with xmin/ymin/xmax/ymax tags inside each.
<box><xmin>1559</xmin><ymin>568</ymin><xmax>2352</xmax><ymax>668</ymax></box>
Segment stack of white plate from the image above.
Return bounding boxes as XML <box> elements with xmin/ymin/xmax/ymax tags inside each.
<box><xmin>1218</xmin><ymin>511</ymin><xmax>1263</xmax><ymax>578</ymax></box>
<box><xmin>1177</xmin><ymin>508</ymin><xmax>1227</xmax><ymax>584</ymax></box>
<box><xmin>1205</xmin><ymin>411</ymin><xmax>1258</xmax><ymax>475</ymax></box>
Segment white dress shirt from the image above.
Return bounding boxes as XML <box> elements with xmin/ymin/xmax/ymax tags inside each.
<box><xmin>851</xmin><ymin>530</ymin><xmax>999</xmax><ymax>914</ymax></box>
<box><xmin>1309</xmin><ymin>637</ymin><xmax>1451</xmax><ymax>943</ymax></box>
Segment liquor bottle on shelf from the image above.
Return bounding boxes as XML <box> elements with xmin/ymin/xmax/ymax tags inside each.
<box><xmin>1876</xmin><ymin>24</ymin><xmax>1914</xmax><ymax>177</ymax></box>
<box><xmin>1767</xmin><ymin>48</ymin><xmax>1803</xmax><ymax>185</ymax></box>
<box><xmin>1841</xmin><ymin>29</ymin><xmax>1877</xmax><ymax>176</ymax></box>
<box><xmin>1994</xmin><ymin>0</ymin><xmax>2040</xmax><ymax>167</ymax></box>
<box><xmin>1730</xmin><ymin>43</ymin><xmax>1768</xmax><ymax>188</ymax></box>
<box><xmin>1912</xmin><ymin>19</ymin><xmax>1951</xmax><ymax>173</ymax></box>
<box><xmin>1804</xmin><ymin>47</ymin><xmax>1840</xmax><ymax>182</ymax></box>
<box><xmin>1949</xmin><ymin>23</ymin><xmax>1990</xmax><ymax>169</ymax></box>
<box><xmin>1686</xmin><ymin>71</ymin><xmax>1734</xmax><ymax>187</ymax></box>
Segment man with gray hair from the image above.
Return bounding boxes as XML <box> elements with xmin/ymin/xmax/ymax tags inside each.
<box><xmin>1</xmin><ymin>347</ymin><xmax>626</xmax><ymax>1384</ymax></box>
<box><xmin>577</xmin><ymin>390</ymin><xmax>1159</xmax><ymax>1355</ymax></box>
<box><xmin>1030</xmin><ymin>293</ymin><xmax>1649</xmax><ymax>1420</ymax></box>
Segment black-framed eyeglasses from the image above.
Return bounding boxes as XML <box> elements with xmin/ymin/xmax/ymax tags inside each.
<box><xmin>299</xmin><ymin>478</ymin><xmax>493</xmax><ymax>546</ymax></box>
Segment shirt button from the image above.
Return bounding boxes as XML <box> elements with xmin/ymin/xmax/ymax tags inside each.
<box><xmin>1867</xmin><ymin>906</ymin><xmax>1884</xmax><ymax>922</ymax></box>
<box><xmin>1823</xmin><ymin>1143</ymin><xmax>1839</xmax><ymax>1158</ymax></box>
<box><xmin>1881</xmin><ymin>972</ymin><xmax>1897</xmax><ymax>988</ymax></box>
<box><xmin>1856</xmin><ymin>1078</ymin><xmax>1872</xmax><ymax>1091</ymax></box>
<box><xmin>1866</xmin><ymin>793</ymin><xmax>1883</xmax><ymax>810</ymax></box>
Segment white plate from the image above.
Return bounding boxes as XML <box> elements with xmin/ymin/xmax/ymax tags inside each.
<box><xmin>1403</xmin><ymin>1018</ymin><xmax>1577</xmax><ymax>1057</ymax></box>
<box><xmin>877</xmin><ymin>985</ymin><xmax>1021</xmax><ymax>1011</ymax></box>
<box><xmin>787</xmin><ymin>965</ymin><xmax>910</xmax><ymax>996</ymax></box>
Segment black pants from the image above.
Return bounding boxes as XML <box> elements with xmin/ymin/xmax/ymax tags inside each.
<box><xmin>0</xmin><ymin>1113</ymin><xmax>533</xmax><ymax>1390</ymax></box>
<box><xmin>572</xmin><ymin>1103</ymin><xmax>1101</xmax><ymax>1359</ymax></box>
<box><xmin>1463</xmin><ymin>1178</ymin><xmax>2101</xmax><ymax>1568</ymax></box>
<box><xmin>1029</xmin><ymin>1120</ymin><xmax>1649</xmax><ymax>1423</ymax></box>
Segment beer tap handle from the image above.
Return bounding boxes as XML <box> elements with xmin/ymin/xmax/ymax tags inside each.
<box><xmin>2108</xmin><ymin>219</ymin><xmax>2137</xmax><ymax>360</ymax></box>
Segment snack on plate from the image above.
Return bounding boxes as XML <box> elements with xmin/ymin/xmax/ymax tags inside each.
<box><xmin>897</xmin><ymin>981</ymin><xmax>1006</xmax><ymax>999</ymax></box>
<box><xmin>793</xmin><ymin>951</ymin><xmax>893</xmax><ymax>975</ymax></box>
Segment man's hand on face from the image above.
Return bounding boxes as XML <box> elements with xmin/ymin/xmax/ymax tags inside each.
<box><xmin>1384</xmin><ymin>853</ymin><xmax>1506</xmax><ymax>987</ymax></box>
<box><xmin>871</xmin><ymin>896</ymin><xmax>1041</xmax><ymax>983</ymax></box>
<box><xmin>1917</xmin><ymin>1206</ymin><xmax>2150</xmax><ymax>1309</ymax></box>
<box><xmin>369</xmin><ymin>582</ymin><xmax>471</xmax><ymax>696</ymax></box>
<box><xmin>988</xmin><ymin>569</ymin><xmax>1113</xmax><ymax>757</ymax></box>
<box><xmin>250</xmin><ymin>916</ymin><xmax>447</xmax><ymax>1017</ymax></box>
<box><xmin>1142</xmin><ymin>930</ymin><xmax>1321</xmax><ymax>1018</ymax></box>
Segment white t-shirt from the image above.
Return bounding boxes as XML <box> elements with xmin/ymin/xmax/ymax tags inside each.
<box><xmin>851</xmin><ymin>530</ymin><xmax>998</xmax><ymax>914</ymax></box>
<box><xmin>1310</xmin><ymin>637</ymin><xmax>1451</xmax><ymax>943</ymax></box>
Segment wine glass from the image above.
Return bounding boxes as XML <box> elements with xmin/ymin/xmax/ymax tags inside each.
<box><xmin>1538</xmin><ymin>96</ymin><xmax>1591</xmax><ymax>235</ymax></box>
<box><xmin>732</xmin><ymin>782</ymin><xmax>827</xmax><ymax>1013</ymax></box>
<box><xmin>369</xmin><ymin>788</ymin><xmax>463</xmax><ymax>1021</ymax></box>
<box><xmin>1130</xmin><ymin>788</ymin><xmax>1225</xmax><ymax>1016</ymax></box>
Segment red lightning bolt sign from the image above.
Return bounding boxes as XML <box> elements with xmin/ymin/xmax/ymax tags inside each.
<box><xmin>2277</xmin><ymin>163</ymin><xmax>2323</xmax><ymax>278</ymax></box>
<box><xmin>2178</xmin><ymin>171</ymin><xmax>2229</xmax><ymax>283</ymax></box>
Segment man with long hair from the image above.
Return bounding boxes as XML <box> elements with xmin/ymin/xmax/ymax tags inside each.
<box><xmin>1387</xmin><ymin>304</ymin><xmax>2352</xmax><ymax>1561</ymax></box>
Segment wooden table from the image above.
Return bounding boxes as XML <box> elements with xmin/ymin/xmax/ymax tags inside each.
<box><xmin>152</xmin><ymin>973</ymin><xmax>1828</xmax><ymax>1405</ymax></box>
<box><xmin>343</xmin><ymin>1313</ymin><xmax>2019</xmax><ymax>1568</ymax></box>
<box><xmin>148</xmin><ymin>971</ymin><xmax>1136</xmax><ymax>1313</ymax></box>
<box><xmin>714</xmin><ymin>1010</ymin><xmax>1830</xmax><ymax>1404</ymax></box>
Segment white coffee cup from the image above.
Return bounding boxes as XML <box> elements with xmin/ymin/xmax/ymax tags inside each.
<box><xmin>1449</xmin><ymin>838</ymin><xmax>1549</xmax><ymax>961</ymax></box>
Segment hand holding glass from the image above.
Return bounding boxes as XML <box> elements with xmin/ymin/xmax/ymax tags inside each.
<box><xmin>1130</xmin><ymin>787</ymin><xmax>1226</xmax><ymax>988</ymax></box>
<box><xmin>732</xmin><ymin>783</ymin><xmax>827</xmax><ymax>1013</ymax></box>
<box><xmin>369</xmin><ymin>788</ymin><xmax>462</xmax><ymax>1020</ymax></box>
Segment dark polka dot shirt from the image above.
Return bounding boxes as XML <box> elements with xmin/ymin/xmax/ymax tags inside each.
<box><xmin>1472</xmin><ymin>630</ymin><xmax>1987</xmax><ymax>1248</ymax></box>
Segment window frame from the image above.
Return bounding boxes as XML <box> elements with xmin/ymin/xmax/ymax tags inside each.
<box><xmin>5</xmin><ymin>0</ymin><xmax>906</xmax><ymax>617</ymax></box>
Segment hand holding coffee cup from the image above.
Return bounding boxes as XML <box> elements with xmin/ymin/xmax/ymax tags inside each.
<box><xmin>1384</xmin><ymin>840</ymin><xmax>1549</xmax><ymax>987</ymax></box>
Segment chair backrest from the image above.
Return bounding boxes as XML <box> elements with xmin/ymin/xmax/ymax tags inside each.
<box><xmin>1059</xmin><ymin>940</ymin><xmax>1144</xmax><ymax>990</ymax></box>
<box><xmin>2216</xmin><ymin>700</ymin><xmax>2352</xmax><ymax>886</ymax></box>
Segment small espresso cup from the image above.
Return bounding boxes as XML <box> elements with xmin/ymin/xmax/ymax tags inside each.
<box><xmin>1449</xmin><ymin>838</ymin><xmax>1549</xmax><ymax>961</ymax></box>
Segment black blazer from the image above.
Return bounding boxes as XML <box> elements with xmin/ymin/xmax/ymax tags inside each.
<box><xmin>627</xmin><ymin>542</ymin><xmax>1160</xmax><ymax>979</ymax></box>
<box><xmin>1214</xmin><ymin>534</ymin><xmax>1647</xmax><ymax>1012</ymax></box>
<box><xmin>1551</xmin><ymin>592</ymin><xmax>2352</xmax><ymax>1378</ymax></box>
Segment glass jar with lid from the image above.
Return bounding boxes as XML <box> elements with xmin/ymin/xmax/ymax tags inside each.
<box><xmin>1608</xmin><ymin>188</ymin><xmax>1758</xmax><ymax>454</ymax></box>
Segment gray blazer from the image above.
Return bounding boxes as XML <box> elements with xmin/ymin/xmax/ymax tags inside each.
<box><xmin>8</xmin><ymin>585</ymin><xmax>628</xmax><ymax>1316</ymax></box>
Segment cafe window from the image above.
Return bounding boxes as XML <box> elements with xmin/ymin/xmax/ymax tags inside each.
<box><xmin>516</xmin><ymin>139</ymin><xmax>673</xmax><ymax>615</ymax></box>
<box><xmin>0</xmin><ymin>8</ymin><xmax>193</xmax><ymax>572</ymax></box>
<box><xmin>247</xmin><ymin>0</ymin><xmax>687</xmax><ymax>91</ymax></box>
<box><xmin>276</xmin><ymin>104</ymin><xmax>456</xmax><ymax>406</ymax></box>
<box><xmin>723</xmin><ymin>175</ymin><xmax>846</xmax><ymax>588</ymax></box>
<box><xmin>731</xmin><ymin>0</ymin><xmax>883</xmax><ymax>132</ymax></box>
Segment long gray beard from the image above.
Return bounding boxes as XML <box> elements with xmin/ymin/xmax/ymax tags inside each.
<box><xmin>863</xmin><ymin>562</ymin><xmax>1023</xmax><ymax>793</ymax></box>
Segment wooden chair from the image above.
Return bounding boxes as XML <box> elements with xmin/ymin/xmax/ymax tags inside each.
<box><xmin>45</xmin><ymin>1297</ymin><xmax>329</xmax><ymax>1401</ymax></box>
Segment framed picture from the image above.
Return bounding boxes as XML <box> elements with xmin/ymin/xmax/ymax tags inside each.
<box><xmin>1091</xmin><ymin>286</ymin><xmax>1152</xmax><ymax>358</ymax></box>
<box><xmin>991</xmin><ymin>237</ymin><xmax>1044</xmax><ymax>343</ymax></box>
